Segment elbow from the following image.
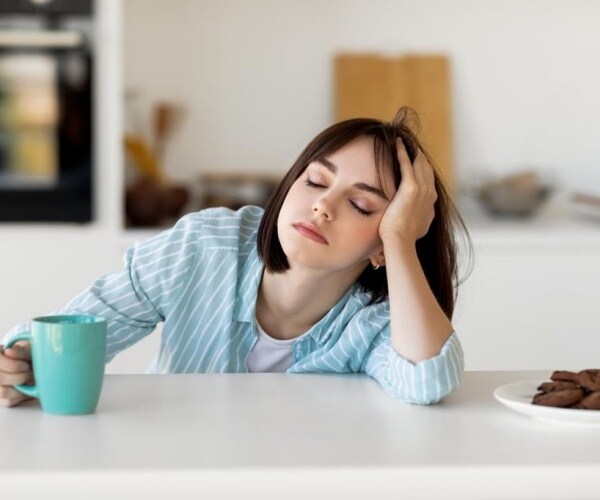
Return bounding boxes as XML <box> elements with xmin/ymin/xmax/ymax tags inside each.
<box><xmin>410</xmin><ymin>373</ymin><xmax>463</xmax><ymax>405</ymax></box>
<box><xmin>370</xmin><ymin>330</ymin><xmax>465</xmax><ymax>405</ymax></box>
<box><xmin>386</xmin><ymin>353</ymin><xmax>464</xmax><ymax>405</ymax></box>
<box><xmin>390</xmin><ymin>372</ymin><xmax>463</xmax><ymax>406</ymax></box>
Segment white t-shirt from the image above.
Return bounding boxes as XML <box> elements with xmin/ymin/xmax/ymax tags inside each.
<box><xmin>246</xmin><ymin>318</ymin><xmax>310</xmax><ymax>373</ymax></box>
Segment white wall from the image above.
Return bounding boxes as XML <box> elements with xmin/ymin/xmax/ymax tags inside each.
<box><xmin>2</xmin><ymin>1</ymin><xmax>600</xmax><ymax>373</ymax></box>
<box><xmin>124</xmin><ymin>0</ymin><xmax>600</xmax><ymax>192</ymax></box>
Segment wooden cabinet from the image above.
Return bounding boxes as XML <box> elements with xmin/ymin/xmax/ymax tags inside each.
<box><xmin>334</xmin><ymin>54</ymin><xmax>454</xmax><ymax>194</ymax></box>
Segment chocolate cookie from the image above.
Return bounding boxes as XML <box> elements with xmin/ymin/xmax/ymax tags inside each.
<box><xmin>575</xmin><ymin>392</ymin><xmax>600</xmax><ymax>410</ymax></box>
<box><xmin>577</xmin><ymin>370</ymin><xmax>600</xmax><ymax>392</ymax></box>
<box><xmin>532</xmin><ymin>388</ymin><xmax>585</xmax><ymax>408</ymax></box>
<box><xmin>537</xmin><ymin>381</ymin><xmax>579</xmax><ymax>392</ymax></box>
<box><xmin>550</xmin><ymin>370</ymin><xmax>579</xmax><ymax>383</ymax></box>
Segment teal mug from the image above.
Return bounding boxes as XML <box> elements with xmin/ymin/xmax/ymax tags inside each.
<box><xmin>4</xmin><ymin>314</ymin><xmax>107</xmax><ymax>415</ymax></box>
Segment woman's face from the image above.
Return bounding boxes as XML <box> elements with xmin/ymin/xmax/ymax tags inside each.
<box><xmin>277</xmin><ymin>135</ymin><xmax>395</xmax><ymax>274</ymax></box>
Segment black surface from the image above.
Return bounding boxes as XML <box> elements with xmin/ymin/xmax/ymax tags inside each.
<box><xmin>0</xmin><ymin>187</ymin><xmax>92</xmax><ymax>222</ymax></box>
<box><xmin>0</xmin><ymin>0</ymin><xmax>93</xmax><ymax>16</ymax></box>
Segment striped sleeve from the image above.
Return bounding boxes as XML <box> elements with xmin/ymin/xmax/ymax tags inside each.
<box><xmin>361</xmin><ymin>330</ymin><xmax>464</xmax><ymax>405</ymax></box>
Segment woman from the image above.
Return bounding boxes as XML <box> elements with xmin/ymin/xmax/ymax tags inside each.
<box><xmin>0</xmin><ymin>107</ymin><xmax>470</xmax><ymax>407</ymax></box>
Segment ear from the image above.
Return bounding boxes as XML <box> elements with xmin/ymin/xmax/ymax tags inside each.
<box><xmin>369</xmin><ymin>250</ymin><xmax>386</xmax><ymax>269</ymax></box>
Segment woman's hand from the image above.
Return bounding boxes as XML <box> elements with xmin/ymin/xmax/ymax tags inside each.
<box><xmin>379</xmin><ymin>138</ymin><xmax>437</xmax><ymax>244</ymax></box>
<box><xmin>0</xmin><ymin>341</ymin><xmax>34</xmax><ymax>408</ymax></box>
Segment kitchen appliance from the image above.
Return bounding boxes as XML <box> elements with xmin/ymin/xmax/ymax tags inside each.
<box><xmin>0</xmin><ymin>0</ymin><xmax>94</xmax><ymax>222</ymax></box>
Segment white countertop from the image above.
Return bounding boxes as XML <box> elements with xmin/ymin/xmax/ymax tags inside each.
<box><xmin>463</xmin><ymin>217</ymin><xmax>600</xmax><ymax>248</ymax></box>
<box><xmin>456</xmin><ymin>192</ymin><xmax>600</xmax><ymax>249</ymax></box>
<box><xmin>1</xmin><ymin>371</ymin><xmax>599</xmax><ymax>499</ymax></box>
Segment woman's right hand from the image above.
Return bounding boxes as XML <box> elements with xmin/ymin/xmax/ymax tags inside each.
<box><xmin>0</xmin><ymin>341</ymin><xmax>34</xmax><ymax>408</ymax></box>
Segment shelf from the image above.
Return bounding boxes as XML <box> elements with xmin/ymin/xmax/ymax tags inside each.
<box><xmin>119</xmin><ymin>192</ymin><xmax>600</xmax><ymax>252</ymax></box>
<box><xmin>458</xmin><ymin>193</ymin><xmax>600</xmax><ymax>250</ymax></box>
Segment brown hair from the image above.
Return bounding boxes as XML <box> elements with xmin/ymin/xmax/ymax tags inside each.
<box><xmin>257</xmin><ymin>107</ymin><xmax>472</xmax><ymax>318</ymax></box>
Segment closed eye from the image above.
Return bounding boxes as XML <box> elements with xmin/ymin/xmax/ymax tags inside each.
<box><xmin>305</xmin><ymin>179</ymin><xmax>373</xmax><ymax>217</ymax></box>
<box><xmin>304</xmin><ymin>179</ymin><xmax>325</xmax><ymax>189</ymax></box>
<box><xmin>350</xmin><ymin>201</ymin><xmax>372</xmax><ymax>217</ymax></box>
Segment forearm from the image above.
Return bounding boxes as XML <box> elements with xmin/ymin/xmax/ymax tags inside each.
<box><xmin>383</xmin><ymin>236</ymin><xmax>454</xmax><ymax>363</ymax></box>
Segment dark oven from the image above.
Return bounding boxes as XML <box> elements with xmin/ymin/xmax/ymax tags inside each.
<box><xmin>0</xmin><ymin>0</ymin><xmax>93</xmax><ymax>222</ymax></box>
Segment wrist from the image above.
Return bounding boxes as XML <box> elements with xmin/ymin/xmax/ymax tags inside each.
<box><xmin>380</xmin><ymin>231</ymin><xmax>416</xmax><ymax>250</ymax></box>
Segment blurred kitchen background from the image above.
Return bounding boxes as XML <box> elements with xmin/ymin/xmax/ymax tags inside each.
<box><xmin>1</xmin><ymin>0</ymin><xmax>599</xmax><ymax>373</ymax></box>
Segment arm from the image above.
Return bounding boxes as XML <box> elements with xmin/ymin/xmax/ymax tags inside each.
<box><xmin>384</xmin><ymin>237</ymin><xmax>453</xmax><ymax>362</ymax></box>
<box><xmin>379</xmin><ymin>138</ymin><xmax>453</xmax><ymax>363</ymax></box>
<box><xmin>360</xmin><ymin>138</ymin><xmax>464</xmax><ymax>404</ymax></box>
<box><xmin>0</xmin><ymin>342</ymin><xmax>33</xmax><ymax>407</ymax></box>
<box><xmin>361</xmin><ymin>326</ymin><xmax>463</xmax><ymax>405</ymax></box>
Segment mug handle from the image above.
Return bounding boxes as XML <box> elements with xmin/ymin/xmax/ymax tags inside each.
<box><xmin>4</xmin><ymin>333</ymin><xmax>38</xmax><ymax>399</ymax></box>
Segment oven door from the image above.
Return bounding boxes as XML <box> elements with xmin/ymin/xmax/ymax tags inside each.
<box><xmin>0</xmin><ymin>29</ymin><xmax>93</xmax><ymax>222</ymax></box>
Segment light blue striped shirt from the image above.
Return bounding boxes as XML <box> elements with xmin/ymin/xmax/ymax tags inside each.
<box><xmin>4</xmin><ymin>206</ymin><xmax>464</xmax><ymax>405</ymax></box>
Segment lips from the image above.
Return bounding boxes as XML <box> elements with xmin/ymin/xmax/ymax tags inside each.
<box><xmin>292</xmin><ymin>222</ymin><xmax>329</xmax><ymax>245</ymax></box>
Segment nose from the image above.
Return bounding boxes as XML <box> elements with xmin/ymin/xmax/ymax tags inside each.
<box><xmin>312</xmin><ymin>194</ymin><xmax>334</xmax><ymax>221</ymax></box>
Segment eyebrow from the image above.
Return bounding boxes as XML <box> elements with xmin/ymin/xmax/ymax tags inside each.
<box><xmin>315</xmin><ymin>158</ymin><xmax>389</xmax><ymax>201</ymax></box>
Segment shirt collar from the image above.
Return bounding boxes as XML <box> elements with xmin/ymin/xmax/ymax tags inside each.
<box><xmin>233</xmin><ymin>245</ymin><xmax>264</xmax><ymax>323</ymax></box>
<box><xmin>302</xmin><ymin>284</ymin><xmax>359</xmax><ymax>345</ymax></box>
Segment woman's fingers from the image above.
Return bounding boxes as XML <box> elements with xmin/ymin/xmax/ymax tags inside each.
<box><xmin>396</xmin><ymin>138</ymin><xmax>415</xmax><ymax>185</ymax></box>
<box><xmin>0</xmin><ymin>348</ymin><xmax>31</xmax><ymax>374</ymax></box>
<box><xmin>413</xmin><ymin>148</ymin><xmax>438</xmax><ymax>206</ymax></box>
<box><xmin>412</xmin><ymin>148</ymin><xmax>428</xmax><ymax>188</ymax></box>
<box><xmin>397</xmin><ymin>139</ymin><xmax>435</xmax><ymax>193</ymax></box>
<box><xmin>398</xmin><ymin>140</ymin><xmax>437</xmax><ymax>200</ymax></box>
<box><xmin>3</xmin><ymin>342</ymin><xmax>31</xmax><ymax>362</ymax></box>
<box><xmin>413</xmin><ymin>149</ymin><xmax>436</xmax><ymax>186</ymax></box>
<box><xmin>0</xmin><ymin>385</ymin><xmax>33</xmax><ymax>407</ymax></box>
<box><xmin>10</xmin><ymin>341</ymin><xmax>32</xmax><ymax>359</ymax></box>
<box><xmin>422</xmin><ymin>150</ymin><xmax>436</xmax><ymax>186</ymax></box>
<box><xmin>0</xmin><ymin>370</ymin><xmax>32</xmax><ymax>386</ymax></box>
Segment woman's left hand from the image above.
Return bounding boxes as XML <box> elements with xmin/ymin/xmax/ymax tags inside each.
<box><xmin>378</xmin><ymin>138</ymin><xmax>437</xmax><ymax>244</ymax></box>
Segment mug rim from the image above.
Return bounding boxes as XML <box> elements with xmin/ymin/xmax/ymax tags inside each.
<box><xmin>33</xmin><ymin>314</ymin><xmax>106</xmax><ymax>325</ymax></box>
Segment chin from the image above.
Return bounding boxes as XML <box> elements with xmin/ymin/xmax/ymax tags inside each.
<box><xmin>280</xmin><ymin>239</ymin><xmax>320</xmax><ymax>266</ymax></box>
<box><xmin>279</xmin><ymin>238</ymin><xmax>329</xmax><ymax>270</ymax></box>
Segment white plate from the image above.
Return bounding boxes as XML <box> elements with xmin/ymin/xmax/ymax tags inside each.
<box><xmin>494</xmin><ymin>379</ymin><xmax>600</xmax><ymax>427</ymax></box>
